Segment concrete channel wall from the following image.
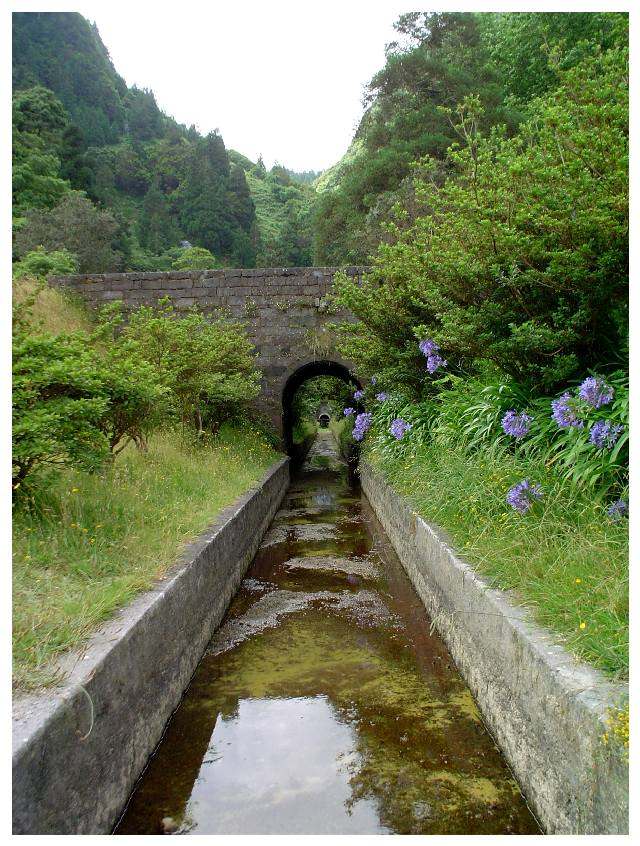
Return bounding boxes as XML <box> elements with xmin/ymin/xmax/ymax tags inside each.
<box><xmin>360</xmin><ymin>461</ymin><xmax>628</xmax><ymax>835</ymax></box>
<box><xmin>12</xmin><ymin>458</ymin><xmax>290</xmax><ymax>835</ymax></box>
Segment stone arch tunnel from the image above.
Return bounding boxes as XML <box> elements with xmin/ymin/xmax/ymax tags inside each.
<box><xmin>50</xmin><ymin>266</ymin><xmax>369</xmax><ymax>442</ymax></box>
<box><xmin>281</xmin><ymin>358</ymin><xmax>361</xmax><ymax>452</ymax></box>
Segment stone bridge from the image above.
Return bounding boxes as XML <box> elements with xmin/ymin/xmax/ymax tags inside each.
<box><xmin>50</xmin><ymin>266</ymin><xmax>369</xmax><ymax>443</ymax></box>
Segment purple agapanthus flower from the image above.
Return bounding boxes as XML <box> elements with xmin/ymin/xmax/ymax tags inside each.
<box><xmin>376</xmin><ymin>392</ymin><xmax>389</xmax><ymax>402</ymax></box>
<box><xmin>426</xmin><ymin>353</ymin><xmax>447</xmax><ymax>374</ymax></box>
<box><xmin>352</xmin><ymin>412</ymin><xmax>372</xmax><ymax>442</ymax></box>
<box><xmin>371</xmin><ymin>376</ymin><xmax>378</xmax><ymax>385</ymax></box>
<box><xmin>579</xmin><ymin>377</ymin><xmax>614</xmax><ymax>409</ymax></box>
<box><xmin>501</xmin><ymin>410</ymin><xmax>532</xmax><ymax>439</ymax></box>
<box><xmin>419</xmin><ymin>338</ymin><xmax>439</xmax><ymax>357</ymax></box>
<box><xmin>607</xmin><ymin>499</ymin><xmax>628</xmax><ymax>521</ymax></box>
<box><xmin>389</xmin><ymin>418</ymin><xmax>412</xmax><ymax>440</ymax></box>
<box><xmin>506</xmin><ymin>479</ymin><xmax>543</xmax><ymax>514</ymax></box>
<box><xmin>353</xmin><ymin>389</ymin><xmax>365</xmax><ymax>401</ymax></box>
<box><xmin>589</xmin><ymin>420</ymin><xmax>623</xmax><ymax>449</ymax></box>
<box><xmin>551</xmin><ymin>392</ymin><xmax>584</xmax><ymax>429</ymax></box>
<box><xmin>419</xmin><ymin>338</ymin><xmax>447</xmax><ymax>373</ymax></box>
<box><xmin>343</xmin><ymin>407</ymin><xmax>355</xmax><ymax>417</ymax></box>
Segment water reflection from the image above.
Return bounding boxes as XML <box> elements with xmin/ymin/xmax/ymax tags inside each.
<box><xmin>116</xmin><ymin>452</ymin><xmax>540</xmax><ymax>835</ymax></box>
<box><xmin>183</xmin><ymin>696</ymin><xmax>385</xmax><ymax>834</ymax></box>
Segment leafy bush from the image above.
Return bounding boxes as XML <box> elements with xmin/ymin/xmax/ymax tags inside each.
<box><xmin>12</xmin><ymin>313</ymin><xmax>167</xmax><ymax>490</ymax></box>
<box><xmin>13</xmin><ymin>330</ymin><xmax>110</xmax><ymax>488</ymax></box>
<box><xmin>12</xmin><ymin>246</ymin><xmax>79</xmax><ymax>279</ymax></box>
<box><xmin>171</xmin><ymin>246</ymin><xmax>221</xmax><ymax>270</ymax></box>
<box><xmin>99</xmin><ymin>298</ymin><xmax>260</xmax><ymax>432</ymax></box>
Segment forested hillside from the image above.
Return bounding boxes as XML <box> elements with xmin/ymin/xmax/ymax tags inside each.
<box><xmin>313</xmin><ymin>11</ymin><xmax>628</xmax><ymax>264</ymax></box>
<box><xmin>12</xmin><ymin>12</ymin><xmax>316</xmax><ymax>271</ymax></box>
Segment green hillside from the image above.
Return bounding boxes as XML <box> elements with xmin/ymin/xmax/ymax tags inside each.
<box><xmin>13</xmin><ymin>12</ymin><xmax>313</xmax><ymax>270</ymax></box>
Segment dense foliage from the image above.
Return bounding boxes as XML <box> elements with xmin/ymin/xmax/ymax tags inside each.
<box><xmin>314</xmin><ymin>11</ymin><xmax>627</xmax><ymax>265</ymax></box>
<box><xmin>12</xmin><ymin>309</ymin><xmax>167</xmax><ymax>488</ymax></box>
<box><xmin>100</xmin><ymin>298</ymin><xmax>261</xmax><ymax>433</ymax></box>
<box><xmin>12</xmin><ymin>289</ymin><xmax>261</xmax><ymax>490</ymax></box>
<box><xmin>291</xmin><ymin>376</ymin><xmax>354</xmax><ymax>428</ymax></box>
<box><xmin>333</xmin><ymin>44</ymin><xmax>628</xmax><ymax>393</ymax></box>
<box><xmin>230</xmin><ymin>153</ymin><xmax>317</xmax><ymax>266</ymax></box>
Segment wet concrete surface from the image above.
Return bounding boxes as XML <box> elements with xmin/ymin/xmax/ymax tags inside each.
<box><xmin>115</xmin><ymin>435</ymin><xmax>540</xmax><ymax>835</ymax></box>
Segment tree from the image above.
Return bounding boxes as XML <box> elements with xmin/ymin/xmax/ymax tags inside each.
<box><xmin>12</xmin><ymin>86</ymin><xmax>68</xmax><ymax>142</ymax></box>
<box><xmin>479</xmin><ymin>12</ymin><xmax>628</xmax><ymax>102</ymax></box>
<box><xmin>15</xmin><ymin>191</ymin><xmax>123</xmax><ymax>272</ymax></box>
<box><xmin>313</xmin><ymin>12</ymin><xmax>517</xmax><ymax>264</ymax></box>
<box><xmin>12</xmin><ymin>87</ymin><xmax>70</xmax><ymax>214</ymax></box>
<box><xmin>125</xmin><ymin>86</ymin><xmax>164</xmax><ymax>141</ymax></box>
<box><xmin>138</xmin><ymin>182</ymin><xmax>179</xmax><ymax>255</ymax></box>
<box><xmin>59</xmin><ymin>124</ymin><xmax>93</xmax><ymax>191</ymax></box>
<box><xmin>178</xmin><ymin>133</ymin><xmax>229</xmax><ymax>254</ymax></box>
<box><xmin>334</xmin><ymin>46</ymin><xmax>628</xmax><ymax>392</ymax></box>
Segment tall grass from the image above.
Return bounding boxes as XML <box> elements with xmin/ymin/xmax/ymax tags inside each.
<box><xmin>368</xmin><ymin>440</ymin><xmax>628</xmax><ymax>678</ymax></box>
<box><xmin>13</xmin><ymin>426</ymin><xmax>280</xmax><ymax>689</ymax></box>
<box><xmin>13</xmin><ymin>275</ymin><xmax>94</xmax><ymax>334</ymax></box>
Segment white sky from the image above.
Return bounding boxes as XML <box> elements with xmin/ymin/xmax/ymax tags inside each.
<box><xmin>73</xmin><ymin>0</ymin><xmax>412</xmax><ymax>172</ymax></box>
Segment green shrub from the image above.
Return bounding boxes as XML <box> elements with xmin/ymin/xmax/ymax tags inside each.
<box><xmin>334</xmin><ymin>46</ymin><xmax>628</xmax><ymax>393</ymax></box>
<box><xmin>13</xmin><ymin>246</ymin><xmax>78</xmax><ymax>279</ymax></box>
<box><xmin>99</xmin><ymin>298</ymin><xmax>260</xmax><ymax>432</ymax></box>
<box><xmin>12</xmin><ymin>315</ymin><xmax>167</xmax><ymax>490</ymax></box>
<box><xmin>171</xmin><ymin>245</ymin><xmax>220</xmax><ymax>270</ymax></box>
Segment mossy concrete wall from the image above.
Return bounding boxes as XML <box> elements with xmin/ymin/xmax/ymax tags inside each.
<box><xmin>360</xmin><ymin>461</ymin><xmax>628</xmax><ymax>835</ymax></box>
<box><xmin>12</xmin><ymin>458</ymin><xmax>290</xmax><ymax>834</ymax></box>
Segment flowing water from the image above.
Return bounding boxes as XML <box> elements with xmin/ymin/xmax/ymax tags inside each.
<box><xmin>116</xmin><ymin>430</ymin><xmax>540</xmax><ymax>835</ymax></box>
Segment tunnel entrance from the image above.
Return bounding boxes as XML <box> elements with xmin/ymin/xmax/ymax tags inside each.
<box><xmin>282</xmin><ymin>360</ymin><xmax>361</xmax><ymax>457</ymax></box>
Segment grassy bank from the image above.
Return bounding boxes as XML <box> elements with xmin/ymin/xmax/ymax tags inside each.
<box><xmin>13</xmin><ymin>275</ymin><xmax>93</xmax><ymax>335</ymax></box>
<box><xmin>13</xmin><ymin>426</ymin><xmax>280</xmax><ymax>690</ymax></box>
<box><xmin>368</xmin><ymin>443</ymin><xmax>628</xmax><ymax>679</ymax></box>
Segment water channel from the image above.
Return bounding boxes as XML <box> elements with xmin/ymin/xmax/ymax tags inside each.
<box><xmin>116</xmin><ymin>430</ymin><xmax>540</xmax><ymax>835</ymax></box>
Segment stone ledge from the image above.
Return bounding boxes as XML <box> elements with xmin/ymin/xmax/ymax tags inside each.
<box><xmin>360</xmin><ymin>460</ymin><xmax>628</xmax><ymax>835</ymax></box>
<box><xmin>49</xmin><ymin>266</ymin><xmax>371</xmax><ymax>288</ymax></box>
<box><xmin>12</xmin><ymin>457</ymin><xmax>290</xmax><ymax>834</ymax></box>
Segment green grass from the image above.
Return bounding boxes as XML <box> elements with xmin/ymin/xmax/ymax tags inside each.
<box><xmin>13</xmin><ymin>425</ymin><xmax>281</xmax><ymax>690</ymax></box>
<box><xmin>330</xmin><ymin>416</ymin><xmax>352</xmax><ymax>455</ymax></box>
<box><xmin>368</xmin><ymin>442</ymin><xmax>628</xmax><ymax>679</ymax></box>
<box><xmin>292</xmin><ymin>419</ymin><xmax>317</xmax><ymax>445</ymax></box>
<box><xmin>13</xmin><ymin>275</ymin><xmax>94</xmax><ymax>335</ymax></box>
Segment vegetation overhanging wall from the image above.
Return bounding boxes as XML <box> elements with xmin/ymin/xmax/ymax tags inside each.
<box><xmin>360</xmin><ymin>460</ymin><xmax>628</xmax><ymax>835</ymax></box>
<box><xmin>12</xmin><ymin>457</ymin><xmax>290</xmax><ymax>834</ymax></box>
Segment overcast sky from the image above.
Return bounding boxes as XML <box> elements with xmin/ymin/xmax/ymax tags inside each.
<box><xmin>74</xmin><ymin>1</ymin><xmax>412</xmax><ymax>172</ymax></box>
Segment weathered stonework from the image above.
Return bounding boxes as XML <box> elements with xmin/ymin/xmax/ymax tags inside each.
<box><xmin>50</xmin><ymin>267</ymin><xmax>368</xmax><ymax>434</ymax></box>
